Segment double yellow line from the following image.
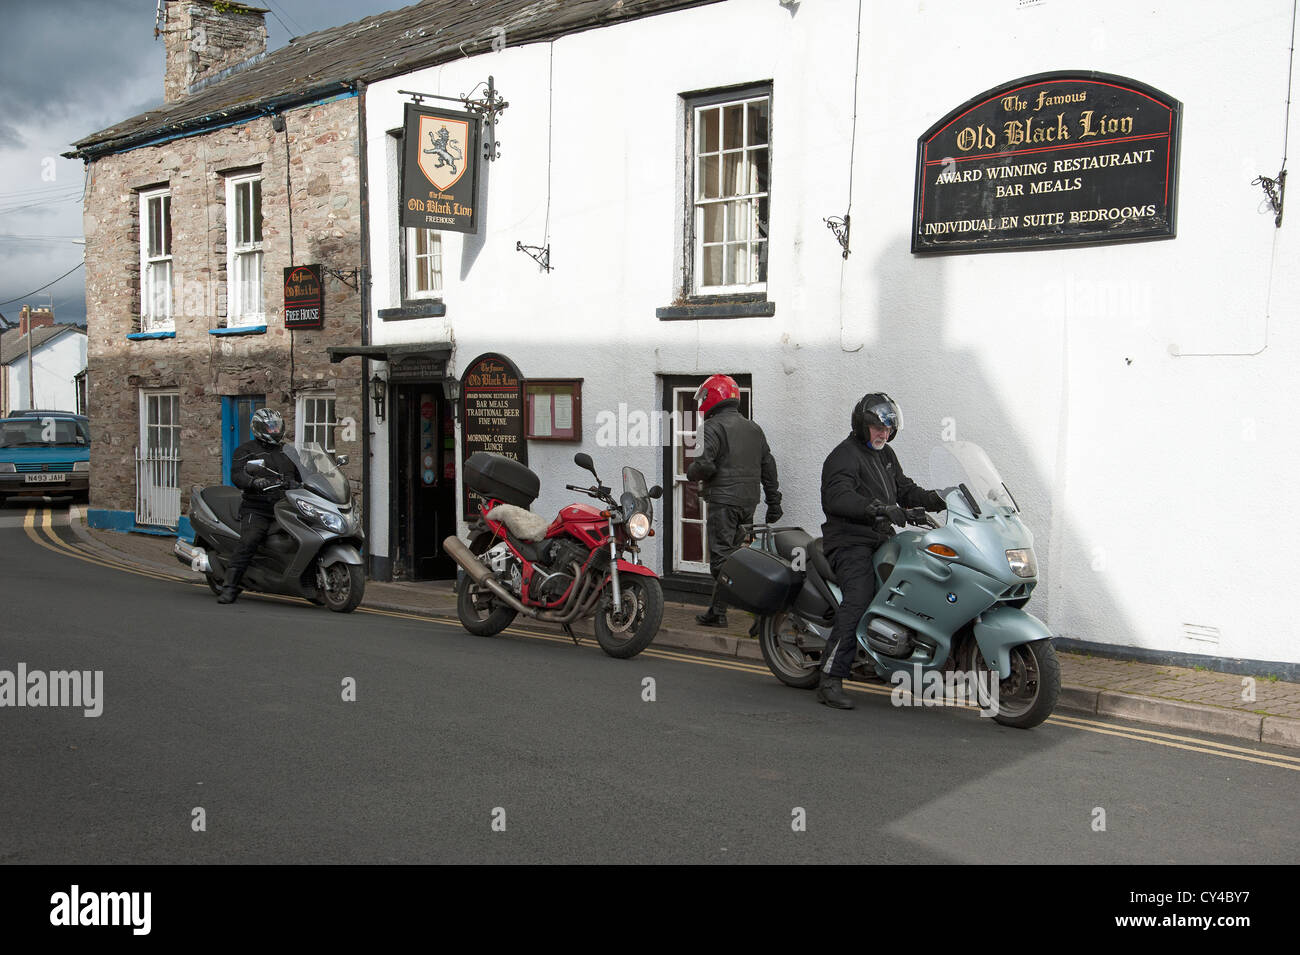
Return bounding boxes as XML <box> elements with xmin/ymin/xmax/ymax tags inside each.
<box><xmin>22</xmin><ymin>506</ymin><xmax>1300</xmax><ymax>771</ymax></box>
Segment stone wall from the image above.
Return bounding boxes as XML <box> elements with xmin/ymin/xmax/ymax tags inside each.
<box><xmin>162</xmin><ymin>1</ymin><xmax>268</xmax><ymax>104</ymax></box>
<box><xmin>82</xmin><ymin>95</ymin><xmax>366</xmax><ymax>518</ymax></box>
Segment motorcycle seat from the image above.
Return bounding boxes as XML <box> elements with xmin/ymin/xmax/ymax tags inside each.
<box><xmin>487</xmin><ymin>503</ymin><xmax>549</xmax><ymax>542</ymax></box>
<box><xmin>198</xmin><ymin>486</ymin><xmax>243</xmax><ymax>533</ymax></box>
<box><xmin>809</xmin><ymin>538</ymin><xmax>838</xmax><ymax>585</ymax></box>
<box><xmin>772</xmin><ymin>528</ymin><xmax>812</xmax><ymax>563</ymax></box>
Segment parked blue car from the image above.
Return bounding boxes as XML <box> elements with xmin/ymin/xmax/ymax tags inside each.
<box><xmin>0</xmin><ymin>412</ymin><xmax>91</xmax><ymax>503</ymax></box>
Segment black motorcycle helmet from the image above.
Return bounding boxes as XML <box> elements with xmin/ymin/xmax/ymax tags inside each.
<box><xmin>251</xmin><ymin>408</ymin><xmax>285</xmax><ymax>447</ymax></box>
<box><xmin>851</xmin><ymin>393</ymin><xmax>902</xmax><ymax>443</ymax></box>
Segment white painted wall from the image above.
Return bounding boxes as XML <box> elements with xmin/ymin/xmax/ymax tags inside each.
<box><xmin>364</xmin><ymin>0</ymin><xmax>1300</xmax><ymax>664</ymax></box>
<box><xmin>5</xmin><ymin>328</ymin><xmax>87</xmax><ymax>413</ymax></box>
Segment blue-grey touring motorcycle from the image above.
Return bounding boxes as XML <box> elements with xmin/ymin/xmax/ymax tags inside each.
<box><xmin>718</xmin><ymin>441</ymin><xmax>1060</xmax><ymax>728</ymax></box>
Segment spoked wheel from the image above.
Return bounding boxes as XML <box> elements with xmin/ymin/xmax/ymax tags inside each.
<box><xmin>759</xmin><ymin>611</ymin><xmax>824</xmax><ymax>688</ymax></box>
<box><xmin>965</xmin><ymin>638</ymin><xmax>1061</xmax><ymax>728</ymax></box>
<box><xmin>594</xmin><ymin>575</ymin><xmax>663</xmax><ymax>659</ymax></box>
<box><xmin>318</xmin><ymin>562</ymin><xmax>365</xmax><ymax>613</ymax></box>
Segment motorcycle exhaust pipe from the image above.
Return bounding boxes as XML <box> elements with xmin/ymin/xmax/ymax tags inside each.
<box><xmin>442</xmin><ymin>536</ymin><xmax>541</xmax><ymax>619</ymax></box>
<box><xmin>174</xmin><ymin>539</ymin><xmax>211</xmax><ymax>574</ymax></box>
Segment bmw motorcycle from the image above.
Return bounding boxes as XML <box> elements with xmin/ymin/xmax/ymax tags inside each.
<box><xmin>443</xmin><ymin>451</ymin><xmax>664</xmax><ymax>658</ymax></box>
<box><xmin>719</xmin><ymin>441</ymin><xmax>1060</xmax><ymax>728</ymax></box>
<box><xmin>175</xmin><ymin>444</ymin><xmax>366</xmax><ymax>612</ymax></box>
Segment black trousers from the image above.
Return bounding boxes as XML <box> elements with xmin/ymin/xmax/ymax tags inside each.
<box><xmin>822</xmin><ymin>544</ymin><xmax>878</xmax><ymax>679</ymax></box>
<box><xmin>705</xmin><ymin>502</ymin><xmax>750</xmax><ymax>613</ymax></box>
<box><xmin>226</xmin><ymin>508</ymin><xmax>274</xmax><ymax>587</ymax></box>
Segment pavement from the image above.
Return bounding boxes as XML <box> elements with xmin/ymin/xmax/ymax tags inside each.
<box><xmin>64</xmin><ymin>510</ymin><xmax>1300</xmax><ymax>750</ymax></box>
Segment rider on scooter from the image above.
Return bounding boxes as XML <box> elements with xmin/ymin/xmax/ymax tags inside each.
<box><xmin>217</xmin><ymin>408</ymin><xmax>300</xmax><ymax>604</ymax></box>
<box><xmin>816</xmin><ymin>393</ymin><xmax>946</xmax><ymax>709</ymax></box>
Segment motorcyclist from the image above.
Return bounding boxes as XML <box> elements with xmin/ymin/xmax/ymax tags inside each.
<box><xmin>816</xmin><ymin>393</ymin><xmax>945</xmax><ymax>708</ymax></box>
<box><xmin>687</xmin><ymin>373</ymin><xmax>782</xmax><ymax>628</ymax></box>
<box><xmin>217</xmin><ymin>408</ymin><xmax>300</xmax><ymax>604</ymax></box>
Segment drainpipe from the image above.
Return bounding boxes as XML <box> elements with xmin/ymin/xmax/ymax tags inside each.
<box><xmin>355</xmin><ymin>80</ymin><xmax>380</xmax><ymax>580</ymax></box>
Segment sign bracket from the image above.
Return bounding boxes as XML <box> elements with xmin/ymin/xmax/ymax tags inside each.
<box><xmin>321</xmin><ymin>266</ymin><xmax>363</xmax><ymax>291</ymax></box>
<box><xmin>399</xmin><ymin>76</ymin><xmax>509</xmax><ymax>161</ymax></box>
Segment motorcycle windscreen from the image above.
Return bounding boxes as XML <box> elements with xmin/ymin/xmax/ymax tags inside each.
<box><xmin>928</xmin><ymin>441</ymin><xmax>1018</xmax><ymax>517</ymax></box>
<box><xmin>285</xmin><ymin>444</ymin><xmax>350</xmax><ymax>504</ymax></box>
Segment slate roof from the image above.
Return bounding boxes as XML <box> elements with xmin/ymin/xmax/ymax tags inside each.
<box><xmin>69</xmin><ymin>0</ymin><xmax>721</xmax><ymax>159</ymax></box>
<box><xmin>1</xmin><ymin>324</ymin><xmax>86</xmax><ymax>366</ymax></box>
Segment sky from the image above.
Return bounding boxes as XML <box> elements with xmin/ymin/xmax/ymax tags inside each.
<box><xmin>0</xmin><ymin>0</ymin><xmax>411</xmax><ymax>328</ymax></box>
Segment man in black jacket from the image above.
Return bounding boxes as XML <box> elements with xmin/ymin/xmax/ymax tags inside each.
<box><xmin>816</xmin><ymin>393</ymin><xmax>945</xmax><ymax>709</ymax></box>
<box><xmin>687</xmin><ymin>374</ymin><xmax>782</xmax><ymax>628</ymax></box>
<box><xmin>218</xmin><ymin>408</ymin><xmax>300</xmax><ymax>604</ymax></box>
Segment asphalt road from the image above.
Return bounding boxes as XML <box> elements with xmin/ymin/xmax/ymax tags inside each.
<box><xmin>2</xmin><ymin>507</ymin><xmax>1297</xmax><ymax>866</ymax></box>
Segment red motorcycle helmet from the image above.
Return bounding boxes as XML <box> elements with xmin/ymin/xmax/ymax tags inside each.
<box><xmin>695</xmin><ymin>374</ymin><xmax>740</xmax><ymax>418</ymax></box>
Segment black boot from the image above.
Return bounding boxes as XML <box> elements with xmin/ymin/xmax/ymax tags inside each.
<box><xmin>695</xmin><ymin>608</ymin><xmax>728</xmax><ymax>628</ymax></box>
<box><xmin>217</xmin><ymin>570</ymin><xmax>243</xmax><ymax>605</ymax></box>
<box><xmin>816</xmin><ymin>675</ymin><xmax>855</xmax><ymax>710</ymax></box>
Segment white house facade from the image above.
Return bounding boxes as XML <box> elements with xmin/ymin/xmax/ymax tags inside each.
<box><xmin>359</xmin><ymin>0</ymin><xmax>1299</xmax><ymax>672</ymax></box>
<box><xmin>3</xmin><ymin>324</ymin><xmax>88</xmax><ymax>415</ymax></box>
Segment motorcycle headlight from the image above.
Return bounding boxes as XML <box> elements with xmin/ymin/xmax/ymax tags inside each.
<box><xmin>627</xmin><ymin>512</ymin><xmax>651</xmax><ymax>540</ymax></box>
<box><xmin>296</xmin><ymin>499</ymin><xmax>345</xmax><ymax>534</ymax></box>
<box><xmin>1006</xmin><ymin>548</ymin><xmax>1037</xmax><ymax>578</ymax></box>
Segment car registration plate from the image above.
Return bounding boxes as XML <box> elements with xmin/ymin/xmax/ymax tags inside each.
<box><xmin>24</xmin><ymin>472</ymin><xmax>67</xmax><ymax>483</ymax></box>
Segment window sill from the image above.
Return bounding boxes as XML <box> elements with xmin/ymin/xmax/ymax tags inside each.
<box><xmin>126</xmin><ymin>331</ymin><xmax>176</xmax><ymax>340</ymax></box>
<box><xmin>210</xmin><ymin>324</ymin><xmax>267</xmax><ymax>336</ymax></box>
<box><xmin>656</xmin><ymin>294</ymin><xmax>775</xmax><ymax>321</ymax></box>
<box><xmin>379</xmin><ymin>300</ymin><xmax>447</xmax><ymax>320</ymax></box>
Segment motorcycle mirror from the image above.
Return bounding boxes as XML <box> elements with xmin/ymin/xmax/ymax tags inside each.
<box><xmin>335</xmin><ymin>454</ymin><xmax>349</xmax><ymax>467</ymax></box>
<box><xmin>649</xmin><ymin>485</ymin><xmax>663</xmax><ymax>500</ymax></box>
<box><xmin>244</xmin><ymin>459</ymin><xmax>276</xmax><ymax>479</ymax></box>
<box><xmin>573</xmin><ymin>452</ymin><xmax>596</xmax><ymax>475</ymax></box>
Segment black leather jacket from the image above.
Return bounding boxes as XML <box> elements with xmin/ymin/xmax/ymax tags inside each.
<box><xmin>687</xmin><ymin>403</ymin><xmax>781</xmax><ymax>511</ymax></box>
<box><xmin>820</xmin><ymin>433</ymin><xmax>943</xmax><ymax>552</ymax></box>
<box><xmin>232</xmin><ymin>439</ymin><xmax>299</xmax><ymax>514</ymax></box>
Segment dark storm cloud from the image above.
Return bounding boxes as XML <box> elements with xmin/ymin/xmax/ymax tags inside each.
<box><xmin>0</xmin><ymin>0</ymin><xmax>164</xmax><ymax>127</ymax></box>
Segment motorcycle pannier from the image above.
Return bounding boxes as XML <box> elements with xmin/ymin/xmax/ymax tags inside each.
<box><xmin>716</xmin><ymin>546</ymin><xmax>802</xmax><ymax>615</ymax></box>
<box><xmin>464</xmin><ymin>452</ymin><xmax>541</xmax><ymax>507</ymax></box>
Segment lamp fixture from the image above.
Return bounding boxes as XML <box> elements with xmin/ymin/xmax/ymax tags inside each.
<box><xmin>370</xmin><ymin>371</ymin><xmax>387</xmax><ymax>422</ymax></box>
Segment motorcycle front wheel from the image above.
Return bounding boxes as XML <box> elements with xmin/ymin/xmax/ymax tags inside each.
<box><xmin>593</xmin><ymin>575</ymin><xmax>663</xmax><ymax>659</ymax></box>
<box><xmin>967</xmin><ymin>638</ymin><xmax>1061</xmax><ymax>728</ymax></box>
<box><xmin>759</xmin><ymin>612</ymin><xmax>823</xmax><ymax>688</ymax></box>
<box><xmin>320</xmin><ymin>562</ymin><xmax>365</xmax><ymax>613</ymax></box>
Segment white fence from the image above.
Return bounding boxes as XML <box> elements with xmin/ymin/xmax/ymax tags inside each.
<box><xmin>135</xmin><ymin>447</ymin><xmax>181</xmax><ymax>528</ymax></box>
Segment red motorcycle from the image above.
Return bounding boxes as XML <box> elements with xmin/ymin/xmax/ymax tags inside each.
<box><xmin>443</xmin><ymin>452</ymin><xmax>664</xmax><ymax>658</ymax></box>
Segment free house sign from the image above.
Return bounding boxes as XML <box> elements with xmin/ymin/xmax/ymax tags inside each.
<box><xmin>913</xmin><ymin>72</ymin><xmax>1182</xmax><ymax>253</ymax></box>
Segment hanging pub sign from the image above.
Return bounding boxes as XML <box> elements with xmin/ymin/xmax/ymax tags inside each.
<box><xmin>401</xmin><ymin>104</ymin><xmax>481</xmax><ymax>235</ymax></box>
<box><xmin>283</xmin><ymin>264</ymin><xmax>324</xmax><ymax>329</ymax></box>
<box><xmin>913</xmin><ymin>72</ymin><xmax>1181</xmax><ymax>253</ymax></box>
<box><xmin>460</xmin><ymin>353</ymin><xmax>526</xmax><ymax>515</ymax></box>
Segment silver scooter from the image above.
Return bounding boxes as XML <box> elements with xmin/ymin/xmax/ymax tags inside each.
<box><xmin>175</xmin><ymin>444</ymin><xmax>366</xmax><ymax>612</ymax></box>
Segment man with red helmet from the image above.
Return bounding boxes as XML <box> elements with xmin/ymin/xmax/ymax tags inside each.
<box><xmin>687</xmin><ymin>374</ymin><xmax>782</xmax><ymax>628</ymax></box>
<box><xmin>815</xmin><ymin>393</ymin><xmax>945</xmax><ymax>708</ymax></box>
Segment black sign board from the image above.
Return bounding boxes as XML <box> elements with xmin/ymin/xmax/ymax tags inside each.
<box><xmin>913</xmin><ymin>72</ymin><xmax>1181</xmax><ymax>253</ymax></box>
<box><xmin>401</xmin><ymin>104</ymin><xmax>481</xmax><ymax>235</ymax></box>
<box><xmin>283</xmin><ymin>264</ymin><xmax>324</xmax><ymax>328</ymax></box>
<box><xmin>460</xmin><ymin>353</ymin><xmax>526</xmax><ymax>515</ymax></box>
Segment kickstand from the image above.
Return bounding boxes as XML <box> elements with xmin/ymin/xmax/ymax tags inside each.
<box><xmin>562</xmin><ymin>623</ymin><xmax>580</xmax><ymax>645</ymax></box>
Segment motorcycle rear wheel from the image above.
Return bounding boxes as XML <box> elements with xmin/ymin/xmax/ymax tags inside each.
<box><xmin>759</xmin><ymin>612</ymin><xmax>823</xmax><ymax>689</ymax></box>
<box><xmin>594</xmin><ymin>575</ymin><xmax>663</xmax><ymax>659</ymax></box>
<box><xmin>456</xmin><ymin>572</ymin><xmax>518</xmax><ymax>636</ymax></box>
<box><xmin>966</xmin><ymin>638</ymin><xmax>1060</xmax><ymax>728</ymax></box>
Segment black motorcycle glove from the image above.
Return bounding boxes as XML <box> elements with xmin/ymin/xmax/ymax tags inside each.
<box><xmin>765</xmin><ymin>504</ymin><xmax>783</xmax><ymax>524</ymax></box>
<box><xmin>250</xmin><ymin>478</ymin><xmax>275</xmax><ymax>493</ymax></box>
<box><xmin>883</xmin><ymin>504</ymin><xmax>907</xmax><ymax>526</ymax></box>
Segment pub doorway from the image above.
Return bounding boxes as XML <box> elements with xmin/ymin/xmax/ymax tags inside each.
<box><xmin>393</xmin><ymin>383</ymin><xmax>458</xmax><ymax>580</ymax></box>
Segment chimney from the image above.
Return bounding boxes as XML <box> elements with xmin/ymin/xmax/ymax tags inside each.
<box><xmin>18</xmin><ymin>306</ymin><xmax>55</xmax><ymax>336</ymax></box>
<box><xmin>162</xmin><ymin>1</ymin><xmax>268</xmax><ymax>104</ymax></box>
